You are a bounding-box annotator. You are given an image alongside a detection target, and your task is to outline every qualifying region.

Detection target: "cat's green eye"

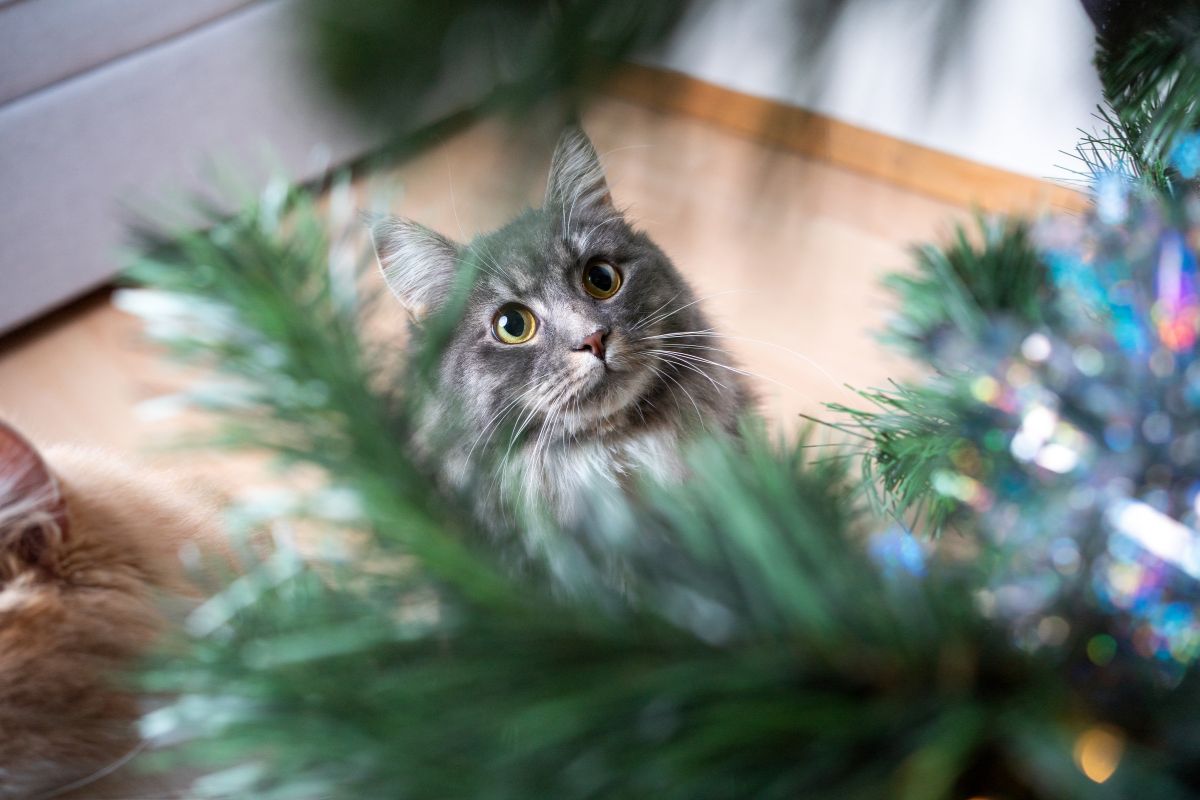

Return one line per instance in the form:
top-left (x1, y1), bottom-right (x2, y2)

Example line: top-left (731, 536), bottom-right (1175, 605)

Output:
top-left (492, 303), bottom-right (537, 344)
top-left (583, 260), bottom-right (622, 299)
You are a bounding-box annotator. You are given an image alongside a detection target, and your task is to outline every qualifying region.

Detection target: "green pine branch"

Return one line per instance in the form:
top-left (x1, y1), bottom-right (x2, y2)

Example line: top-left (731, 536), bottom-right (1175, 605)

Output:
top-left (121, 181), bottom-right (1200, 799)
top-left (1092, 3), bottom-right (1200, 189)
top-left (883, 217), bottom-right (1047, 358)
top-left (117, 5), bottom-right (1200, 791)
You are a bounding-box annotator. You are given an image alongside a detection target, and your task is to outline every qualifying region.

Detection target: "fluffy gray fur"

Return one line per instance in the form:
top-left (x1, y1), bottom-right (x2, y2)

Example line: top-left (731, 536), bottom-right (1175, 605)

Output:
top-left (371, 128), bottom-right (752, 528)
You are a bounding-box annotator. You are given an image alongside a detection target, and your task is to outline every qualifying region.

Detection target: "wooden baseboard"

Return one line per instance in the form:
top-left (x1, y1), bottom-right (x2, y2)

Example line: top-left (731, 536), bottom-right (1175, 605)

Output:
top-left (605, 63), bottom-right (1089, 215)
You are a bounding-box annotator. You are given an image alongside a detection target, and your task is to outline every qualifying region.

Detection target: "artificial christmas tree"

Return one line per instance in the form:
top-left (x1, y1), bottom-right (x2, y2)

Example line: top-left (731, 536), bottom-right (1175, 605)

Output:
top-left (122, 3), bottom-right (1200, 797)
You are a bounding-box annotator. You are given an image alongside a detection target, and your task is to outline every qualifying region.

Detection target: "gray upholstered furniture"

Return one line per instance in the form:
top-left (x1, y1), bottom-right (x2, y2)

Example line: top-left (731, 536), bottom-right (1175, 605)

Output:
top-left (0, 0), bottom-right (381, 334)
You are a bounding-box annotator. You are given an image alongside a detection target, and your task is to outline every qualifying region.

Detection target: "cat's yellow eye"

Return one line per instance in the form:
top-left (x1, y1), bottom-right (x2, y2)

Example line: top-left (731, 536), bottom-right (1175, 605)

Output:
top-left (492, 303), bottom-right (538, 344)
top-left (583, 260), bottom-right (622, 299)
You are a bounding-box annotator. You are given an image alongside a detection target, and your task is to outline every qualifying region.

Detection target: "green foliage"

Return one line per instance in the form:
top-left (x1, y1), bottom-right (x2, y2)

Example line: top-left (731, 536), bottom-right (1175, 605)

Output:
top-left (126, 189), bottom-right (1200, 799)
top-left (142, 429), bottom-right (1007, 800)
top-left (121, 4), bottom-right (1200, 796)
top-left (845, 0), bottom-right (1200, 526)
top-left (825, 379), bottom-right (975, 537)
top-left (1095, 4), bottom-right (1200, 182)
top-left (301, 0), bottom-right (690, 133)
top-left (883, 217), bottom-right (1047, 356)
top-left (831, 217), bottom-right (1047, 535)
top-left (298, 0), bottom-right (998, 151)
top-left (1072, 2), bottom-right (1200, 190)
top-left (125, 188), bottom-right (499, 588)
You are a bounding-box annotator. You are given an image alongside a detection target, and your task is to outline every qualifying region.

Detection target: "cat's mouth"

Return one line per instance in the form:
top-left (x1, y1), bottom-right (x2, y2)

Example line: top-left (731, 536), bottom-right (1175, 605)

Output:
top-left (558, 337), bottom-right (655, 430)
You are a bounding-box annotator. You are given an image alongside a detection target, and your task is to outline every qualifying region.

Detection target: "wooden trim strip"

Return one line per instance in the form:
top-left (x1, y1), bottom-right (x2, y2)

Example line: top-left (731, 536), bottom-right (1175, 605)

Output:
top-left (605, 63), bottom-right (1089, 214)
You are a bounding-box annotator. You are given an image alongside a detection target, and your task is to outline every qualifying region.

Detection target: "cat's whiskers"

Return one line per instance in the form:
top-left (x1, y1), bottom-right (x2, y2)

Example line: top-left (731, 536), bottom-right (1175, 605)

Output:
top-left (549, 373), bottom-right (601, 436)
top-left (502, 378), bottom-right (577, 464)
top-left (484, 375), bottom-right (565, 481)
top-left (569, 394), bottom-right (582, 446)
top-left (559, 395), bottom-right (574, 449)
top-left (646, 349), bottom-right (729, 393)
top-left (502, 377), bottom-right (584, 506)
top-left (637, 386), bottom-right (659, 416)
top-left (495, 403), bottom-right (544, 500)
top-left (533, 390), bottom-right (564, 455)
top-left (467, 398), bottom-right (519, 461)
top-left (651, 342), bottom-right (729, 355)
top-left (473, 399), bottom-right (528, 464)
top-left (634, 354), bottom-right (705, 428)
top-left (635, 328), bottom-right (716, 341)
top-left (540, 400), bottom-right (568, 459)
top-left (373, 129), bottom-right (761, 529)
top-left (655, 361), bottom-right (708, 428)
top-left (632, 396), bottom-right (647, 426)
top-left (639, 330), bottom-right (843, 388)
top-left (636, 289), bottom-right (748, 332)
top-left (503, 398), bottom-right (547, 462)
top-left (654, 347), bottom-right (798, 394)
top-left (630, 291), bottom-right (682, 332)
top-left (465, 373), bottom-right (546, 463)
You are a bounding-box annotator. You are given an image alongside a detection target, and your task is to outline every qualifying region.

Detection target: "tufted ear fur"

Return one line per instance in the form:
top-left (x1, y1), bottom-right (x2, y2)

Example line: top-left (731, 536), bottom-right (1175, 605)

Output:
top-left (0, 421), bottom-right (67, 577)
top-left (368, 215), bottom-right (461, 322)
top-left (545, 127), bottom-right (613, 215)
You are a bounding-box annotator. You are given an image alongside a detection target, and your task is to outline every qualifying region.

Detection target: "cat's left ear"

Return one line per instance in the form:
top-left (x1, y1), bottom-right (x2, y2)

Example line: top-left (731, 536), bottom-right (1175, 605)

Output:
top-left (545, 127), bottom-right (614, 214)
top-left (368, 215), bottom-right (461, 322)
top-left (0, 420), bottom-right (68, 571)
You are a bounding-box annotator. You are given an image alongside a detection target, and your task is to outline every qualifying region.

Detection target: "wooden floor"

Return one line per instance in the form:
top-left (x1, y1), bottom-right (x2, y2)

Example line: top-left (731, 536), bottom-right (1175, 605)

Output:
top-left (0, 95), bottom-right (980, 488)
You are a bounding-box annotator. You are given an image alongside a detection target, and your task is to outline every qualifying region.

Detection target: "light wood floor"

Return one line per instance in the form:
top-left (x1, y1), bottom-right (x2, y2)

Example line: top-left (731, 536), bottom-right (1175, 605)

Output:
top-left (0, 96), bottom-right (981, 489)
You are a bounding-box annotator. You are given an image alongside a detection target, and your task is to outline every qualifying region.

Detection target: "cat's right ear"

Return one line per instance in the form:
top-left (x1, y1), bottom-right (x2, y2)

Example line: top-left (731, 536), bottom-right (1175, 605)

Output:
top-left (545, 127), bottom-right (613, 214)
top-left (0, 421), bottom-right (67, 571)
top-left (367, 214), bottom-right (460, 322)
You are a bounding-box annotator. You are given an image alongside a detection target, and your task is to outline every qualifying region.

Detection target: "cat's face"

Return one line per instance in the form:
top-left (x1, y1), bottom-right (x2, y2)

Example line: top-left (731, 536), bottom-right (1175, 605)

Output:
top-left (373, 129), bottom-right (709, 441)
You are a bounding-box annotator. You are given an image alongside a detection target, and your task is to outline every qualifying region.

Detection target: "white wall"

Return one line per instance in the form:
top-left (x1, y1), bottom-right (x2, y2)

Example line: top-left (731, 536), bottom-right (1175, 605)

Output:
top-left (641, 0), bottom-right (1105, 180)
top-left (0, 0), bottom-right (383, 334)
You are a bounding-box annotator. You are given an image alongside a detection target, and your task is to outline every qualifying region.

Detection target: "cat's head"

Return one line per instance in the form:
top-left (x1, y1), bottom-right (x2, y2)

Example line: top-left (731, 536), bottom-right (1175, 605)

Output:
top-left (0, 421), bottom-right (225, 798)
top-left (0, 421), bottom-right (68, 580)
top-left (371, 128), bottom-right (712, 441)
top-left (0, 421), bottom-right (216, 587)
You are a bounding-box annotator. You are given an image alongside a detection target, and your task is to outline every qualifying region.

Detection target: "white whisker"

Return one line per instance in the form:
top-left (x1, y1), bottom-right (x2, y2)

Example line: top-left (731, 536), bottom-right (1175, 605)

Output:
top-left (652, 342), bottom-right (728, 355)
top-left (465, 374), bottom-right (543, 462)
top-left (630, 291), bottom-right (682, 331)
top-left (653, 348), bottom-right (800, 395)
top-left (446, 158), bottom-right (468, 243)
top-left (636, 289), bottom-right (748, 332)
top-left (641, 331), bottom-right (843, 388)
top-left (599, 143), bottom-right (655, 158)
top-left (647, 350), bottom-right (728, 393)
top-left (658, 363), bottom-right (708, 429)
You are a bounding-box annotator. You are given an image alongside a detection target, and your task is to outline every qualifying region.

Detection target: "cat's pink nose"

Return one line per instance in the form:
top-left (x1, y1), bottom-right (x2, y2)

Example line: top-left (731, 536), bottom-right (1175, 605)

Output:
top-left (577, 328), bottom-right (608, 361)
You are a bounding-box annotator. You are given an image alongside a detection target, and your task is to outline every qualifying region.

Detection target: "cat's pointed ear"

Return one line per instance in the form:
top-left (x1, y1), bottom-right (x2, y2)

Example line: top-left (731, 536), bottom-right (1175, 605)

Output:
top-left (545, 127), bottom-right (614, 214)
top-left (0, 420), bottom-right (68, 571)
top-left (367, 214), bottom-right (461, 322)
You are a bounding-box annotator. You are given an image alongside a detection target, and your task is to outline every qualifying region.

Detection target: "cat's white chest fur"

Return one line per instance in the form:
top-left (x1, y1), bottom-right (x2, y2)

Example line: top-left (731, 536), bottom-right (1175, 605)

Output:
top-left (509, 427), bottom-right (687, 524)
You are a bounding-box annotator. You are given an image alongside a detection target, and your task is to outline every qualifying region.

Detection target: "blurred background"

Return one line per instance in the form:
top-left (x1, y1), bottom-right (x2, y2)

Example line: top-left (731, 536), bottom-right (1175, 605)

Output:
top-left (0, 0), bottom-right (1102, 465)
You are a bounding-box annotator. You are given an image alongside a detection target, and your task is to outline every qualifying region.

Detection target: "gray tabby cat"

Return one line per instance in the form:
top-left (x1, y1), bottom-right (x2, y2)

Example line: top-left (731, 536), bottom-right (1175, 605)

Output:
top-left (371, 128), bottom-right (752, 528)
